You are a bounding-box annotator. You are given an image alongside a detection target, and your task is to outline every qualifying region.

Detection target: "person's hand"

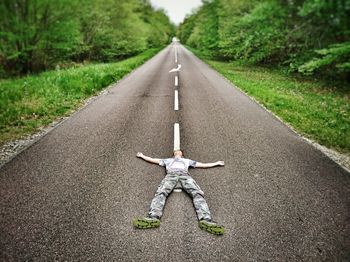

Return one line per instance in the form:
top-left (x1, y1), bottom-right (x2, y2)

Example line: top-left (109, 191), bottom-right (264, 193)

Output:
top-left (217, 161), bottom-right (225, 166)
top-left (137, 152), bottom-right (144, 158)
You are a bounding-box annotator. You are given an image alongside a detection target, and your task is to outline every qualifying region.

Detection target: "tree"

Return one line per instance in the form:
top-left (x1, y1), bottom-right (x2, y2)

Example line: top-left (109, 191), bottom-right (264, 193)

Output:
top-left (0, 0), bottom-right (82, 75)
top-left (0, 0), bottom-right (175, 77)
top-left (177, 0), bottom-right (350, 81)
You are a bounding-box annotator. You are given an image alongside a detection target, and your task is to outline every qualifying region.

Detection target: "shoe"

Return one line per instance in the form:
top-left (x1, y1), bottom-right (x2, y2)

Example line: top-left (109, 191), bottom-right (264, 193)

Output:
top-left (198, 219), bottom-right (225, 235)
top-left (133, 217), bottom-right (160, 229)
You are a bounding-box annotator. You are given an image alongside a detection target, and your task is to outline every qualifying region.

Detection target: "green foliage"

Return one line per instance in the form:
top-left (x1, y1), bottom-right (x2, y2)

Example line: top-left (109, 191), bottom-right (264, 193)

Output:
top-left (0, 0), bottom-right (174, 77)
top-left (0, 0), bottom-right (83, 75)
top-left (177, 15), bottom-right (197, 46)
top-left (186, 0), bottom-right (219, 52)
top-left (139, 4), bottom-right (175, 48)
top-left (299, 42), bottom-right (350, 75)
top-left (80, 0), bottom-right (147, 61)
top-left (178, 0), bottom-right (350, 83)
top-left (220, 1), bottom-right (287, 62)
top-left (0, 48), bottom-right (161, 144)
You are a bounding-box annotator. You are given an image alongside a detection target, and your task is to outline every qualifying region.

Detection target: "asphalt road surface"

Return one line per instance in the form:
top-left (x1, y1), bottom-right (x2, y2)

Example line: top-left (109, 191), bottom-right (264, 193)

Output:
top-left (1, 44), bottom-right (349, 261)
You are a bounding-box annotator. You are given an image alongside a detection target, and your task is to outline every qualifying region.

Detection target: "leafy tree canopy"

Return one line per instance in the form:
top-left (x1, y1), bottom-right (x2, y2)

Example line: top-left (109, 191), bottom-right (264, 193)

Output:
top-left (177, 0), bottom-right (350, 83)
top-left (0, 0), bottom-right (175, 77)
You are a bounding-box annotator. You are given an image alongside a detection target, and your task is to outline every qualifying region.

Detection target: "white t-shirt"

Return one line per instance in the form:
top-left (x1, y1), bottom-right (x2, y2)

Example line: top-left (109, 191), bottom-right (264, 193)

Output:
top-left (159, 157), bottom-right (197, 173)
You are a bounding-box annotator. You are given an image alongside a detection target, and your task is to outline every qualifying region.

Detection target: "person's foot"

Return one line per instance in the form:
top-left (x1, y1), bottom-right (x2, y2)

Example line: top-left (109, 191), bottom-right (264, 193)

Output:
top-left (198, 219), bottom-right (225, 235)
top-left (133, 217), bottom-right (160, 229)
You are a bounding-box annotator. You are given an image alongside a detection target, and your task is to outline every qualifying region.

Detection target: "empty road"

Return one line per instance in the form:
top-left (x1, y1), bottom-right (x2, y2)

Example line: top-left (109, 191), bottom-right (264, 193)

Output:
top-left (1, 43), bottom-right (349, 261)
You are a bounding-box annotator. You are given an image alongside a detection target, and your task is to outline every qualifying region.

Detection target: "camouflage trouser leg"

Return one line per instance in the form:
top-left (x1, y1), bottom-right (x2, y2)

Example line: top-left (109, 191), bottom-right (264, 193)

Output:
top-left (148, 173), bottom-right (178, 219)
top-left (179, 175), bottom-right (212, 221)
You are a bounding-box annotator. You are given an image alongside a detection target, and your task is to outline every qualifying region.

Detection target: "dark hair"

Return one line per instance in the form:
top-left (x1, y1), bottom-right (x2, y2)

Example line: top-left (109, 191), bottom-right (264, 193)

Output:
top-left (173, 150), bottom-right (184, 157)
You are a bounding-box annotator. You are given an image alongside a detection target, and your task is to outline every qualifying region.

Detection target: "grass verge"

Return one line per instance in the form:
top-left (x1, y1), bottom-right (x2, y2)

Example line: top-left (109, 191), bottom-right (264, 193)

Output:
top-left (190, 48), bottom-right (350, 154)
top-left (0, 48), bottom-right (162, 145)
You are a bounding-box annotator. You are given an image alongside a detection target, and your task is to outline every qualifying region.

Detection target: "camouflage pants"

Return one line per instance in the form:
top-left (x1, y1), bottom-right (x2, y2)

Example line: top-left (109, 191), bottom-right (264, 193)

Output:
top-left (148, 171), bottom-right (212, 221)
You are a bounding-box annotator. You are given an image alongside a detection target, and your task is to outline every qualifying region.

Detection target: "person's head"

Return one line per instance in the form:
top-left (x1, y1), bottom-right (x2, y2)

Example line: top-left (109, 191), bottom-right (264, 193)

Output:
top-left (173, 150), bottom-right (183, 158)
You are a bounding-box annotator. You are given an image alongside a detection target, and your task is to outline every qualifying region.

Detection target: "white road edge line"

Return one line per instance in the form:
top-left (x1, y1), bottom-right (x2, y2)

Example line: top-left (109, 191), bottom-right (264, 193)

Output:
top-left (175, 75), bottom-right (178, 87)
top-left (174, 90), bottom-right (179, 111)
top-left (174, 123), bottom-right (180, 151)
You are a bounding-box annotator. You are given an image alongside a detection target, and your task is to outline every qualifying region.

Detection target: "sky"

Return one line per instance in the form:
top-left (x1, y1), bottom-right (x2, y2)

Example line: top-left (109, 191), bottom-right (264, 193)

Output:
top-left (150, 0), bottom-right (203, 25)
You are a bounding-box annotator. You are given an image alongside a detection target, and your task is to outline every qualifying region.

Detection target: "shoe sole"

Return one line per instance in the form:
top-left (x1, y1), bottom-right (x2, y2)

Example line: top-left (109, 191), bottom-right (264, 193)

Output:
top-left (199, 221), bottom-right (225, 235)
top-left (133, 218), bottom-right (160, 229)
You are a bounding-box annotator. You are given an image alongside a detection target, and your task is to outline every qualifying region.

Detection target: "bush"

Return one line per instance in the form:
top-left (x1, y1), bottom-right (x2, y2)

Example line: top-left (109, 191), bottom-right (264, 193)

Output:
top-left (178, 0), bottom-right (350, 84)
top-left (299, 42), bottom-right (350, 79)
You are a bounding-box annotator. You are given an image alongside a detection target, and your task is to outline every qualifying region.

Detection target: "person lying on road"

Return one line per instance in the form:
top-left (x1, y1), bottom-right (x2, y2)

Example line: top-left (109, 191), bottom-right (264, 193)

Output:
top-left (133, 150), bottom-right (225, 235)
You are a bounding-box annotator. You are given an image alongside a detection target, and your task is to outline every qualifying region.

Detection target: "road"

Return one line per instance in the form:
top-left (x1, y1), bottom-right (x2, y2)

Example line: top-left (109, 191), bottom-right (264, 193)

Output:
top-left (1, 43), bottom-right (349, 261)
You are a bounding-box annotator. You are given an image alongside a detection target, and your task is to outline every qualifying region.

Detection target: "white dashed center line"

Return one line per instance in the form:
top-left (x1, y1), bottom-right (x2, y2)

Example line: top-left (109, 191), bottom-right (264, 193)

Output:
top-left (174, 123), bottom-right (180, 151)
top-left (175, 76), bottom-right (178, 87)
top-left (174, 90), bottom-right (179, 111)
top-left (175, 46), bottom-right (178, 63)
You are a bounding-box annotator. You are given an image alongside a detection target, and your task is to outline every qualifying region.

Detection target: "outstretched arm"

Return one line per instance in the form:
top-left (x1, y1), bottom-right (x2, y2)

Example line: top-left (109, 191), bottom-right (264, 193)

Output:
top-left (195, 161), bottom-right (225, 168)
top-left (136, 152), bottom-right (161, 165)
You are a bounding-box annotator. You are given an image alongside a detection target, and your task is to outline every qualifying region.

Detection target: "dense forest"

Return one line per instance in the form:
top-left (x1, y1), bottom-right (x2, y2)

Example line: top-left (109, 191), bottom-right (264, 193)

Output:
top-left (177, 0), bottom-right (350, 83)
top-left (0, 0), bottom-right (175, 77)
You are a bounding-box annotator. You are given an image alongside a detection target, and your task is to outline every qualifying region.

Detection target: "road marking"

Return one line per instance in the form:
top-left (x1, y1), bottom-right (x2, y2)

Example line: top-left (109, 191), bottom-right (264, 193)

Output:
top-left (174, 123), bottom-right (180, 151)
top-left (175, 46), bottom-right (178, 63)
top-left (169, 64), bottom-right (181, 73)
top-left (175, 76), bottom-right (178, 87)
top-left (174, 90), bottom-right (179, 110)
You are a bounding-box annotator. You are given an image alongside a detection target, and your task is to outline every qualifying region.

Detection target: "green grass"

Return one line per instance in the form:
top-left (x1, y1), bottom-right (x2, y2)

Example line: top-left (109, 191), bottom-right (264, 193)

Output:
top-left (190, 48), bottom-right (350, 153)
top-left (0, 48), bottom-right (162, 145)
